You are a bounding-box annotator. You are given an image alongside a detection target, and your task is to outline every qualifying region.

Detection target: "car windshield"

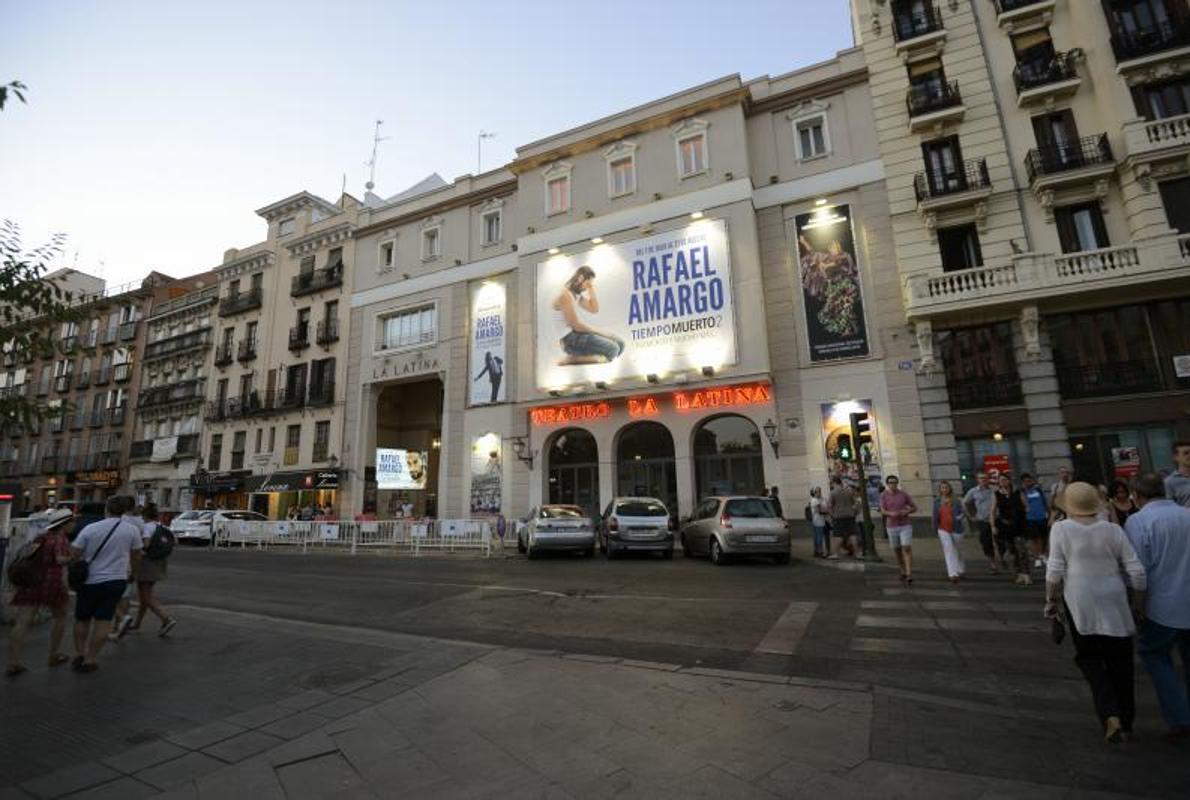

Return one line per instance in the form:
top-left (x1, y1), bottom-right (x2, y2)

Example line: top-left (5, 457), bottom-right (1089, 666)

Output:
top-left (540, 507), bottom-right (584, 518)
top-left (616, 501), bottom-right (667, 517)
top-left (176, 511), bottom-right (205, 521)
top-left (725, 498), bottom-right (776, 518)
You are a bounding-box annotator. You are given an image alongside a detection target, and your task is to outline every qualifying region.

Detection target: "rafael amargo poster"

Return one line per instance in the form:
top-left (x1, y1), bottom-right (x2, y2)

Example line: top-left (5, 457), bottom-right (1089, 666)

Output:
top-left (535, 219), bottom-right (737, 389)
top-left (469, 279), bottom-right (507, 406)
top-left (795, 204), bottom-right (870, 362)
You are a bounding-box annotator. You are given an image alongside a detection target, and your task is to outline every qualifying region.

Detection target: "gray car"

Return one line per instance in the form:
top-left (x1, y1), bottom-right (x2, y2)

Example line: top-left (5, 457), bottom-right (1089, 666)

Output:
top-left (598, 497), bottom-right (674, 559)
top-left (679, 496), bottom-right (790, 565)
top-left (517, 505), bottom-right (596, 558)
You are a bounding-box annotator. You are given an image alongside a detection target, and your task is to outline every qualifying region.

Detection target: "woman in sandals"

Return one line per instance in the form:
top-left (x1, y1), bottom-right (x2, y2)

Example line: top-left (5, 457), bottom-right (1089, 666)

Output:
top-left (6, 509), bottom-right (74, 677)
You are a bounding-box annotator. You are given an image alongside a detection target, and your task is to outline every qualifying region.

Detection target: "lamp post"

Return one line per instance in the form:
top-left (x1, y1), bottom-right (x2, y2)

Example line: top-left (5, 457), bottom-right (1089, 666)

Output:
top-left (763, 418), bottom-right (779, 458)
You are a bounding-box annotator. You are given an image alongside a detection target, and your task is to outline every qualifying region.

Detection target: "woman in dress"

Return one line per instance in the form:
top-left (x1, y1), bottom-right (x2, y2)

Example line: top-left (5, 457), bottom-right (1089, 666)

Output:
top-left (1107, 480), bottom-right (1138, 527)
top-left (6, 510), bottom-right (73, 677)
top-left (552, 266), bottom-right (625, 364)
top-left (1045, 482), bottom-right (1147, 743)
top-left (933, 480), bottom-right (965, 583)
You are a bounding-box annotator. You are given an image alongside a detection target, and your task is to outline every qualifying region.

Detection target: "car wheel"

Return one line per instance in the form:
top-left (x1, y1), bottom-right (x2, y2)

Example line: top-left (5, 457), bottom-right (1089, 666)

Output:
top-left (680, 533), bottom-right (694, 557)
top-left (774, 553), bottom-right (791, 566)
top-left (710, 539), bottom-right (726, 566)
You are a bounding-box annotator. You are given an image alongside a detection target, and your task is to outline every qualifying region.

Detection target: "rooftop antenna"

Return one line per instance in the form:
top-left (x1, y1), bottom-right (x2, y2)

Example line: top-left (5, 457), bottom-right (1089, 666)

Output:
top-left (478, 129), bottom-right (496, 174)
top-left (365, 119), bottom-right (390, 192)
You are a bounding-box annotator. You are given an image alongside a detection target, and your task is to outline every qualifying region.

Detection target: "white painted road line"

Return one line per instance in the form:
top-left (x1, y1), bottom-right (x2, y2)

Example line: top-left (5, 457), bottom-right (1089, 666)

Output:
top-left (754, 601), bottom-right (819, 655)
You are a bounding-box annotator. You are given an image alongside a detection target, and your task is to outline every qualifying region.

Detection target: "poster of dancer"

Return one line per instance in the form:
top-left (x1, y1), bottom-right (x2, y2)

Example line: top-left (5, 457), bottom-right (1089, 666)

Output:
top-left (794, 204), bottom-right (870, 362)
top-left (469, 279), bottom-right (507, 405)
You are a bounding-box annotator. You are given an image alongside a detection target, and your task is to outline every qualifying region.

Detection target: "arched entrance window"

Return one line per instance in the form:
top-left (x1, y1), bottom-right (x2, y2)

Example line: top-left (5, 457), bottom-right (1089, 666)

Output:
top-left (616, 422), bottom-right (677, 515)
top-left (693, 415), bottom-right (764, 500)
top-left (547, 429), bottom-right (599, 520)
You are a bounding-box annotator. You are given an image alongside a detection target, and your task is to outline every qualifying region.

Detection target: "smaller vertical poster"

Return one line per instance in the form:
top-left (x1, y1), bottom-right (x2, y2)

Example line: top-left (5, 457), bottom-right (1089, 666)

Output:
top-left (1111, 446), bottom-right (1140, 478)
top-left (469, 432), bottom-right (502, 515)
top-left (795, 204), bottom-right (870, 362)
top-left (819, 400), bottom-right (881, 487)
top-left (470, 279), bottom-right (507, 405)
top-left (982, 454), bottom-right (1011, 479)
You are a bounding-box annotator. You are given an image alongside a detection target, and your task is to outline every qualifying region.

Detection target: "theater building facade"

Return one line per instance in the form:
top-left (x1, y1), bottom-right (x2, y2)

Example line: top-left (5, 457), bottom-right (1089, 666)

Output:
top-left (344, 48), bottom-right (930, 521)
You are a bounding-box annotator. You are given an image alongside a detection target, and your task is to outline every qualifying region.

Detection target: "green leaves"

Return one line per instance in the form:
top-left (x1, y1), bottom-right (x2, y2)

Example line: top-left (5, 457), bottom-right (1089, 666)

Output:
top-left (0, 80), bottom-right (28, 111)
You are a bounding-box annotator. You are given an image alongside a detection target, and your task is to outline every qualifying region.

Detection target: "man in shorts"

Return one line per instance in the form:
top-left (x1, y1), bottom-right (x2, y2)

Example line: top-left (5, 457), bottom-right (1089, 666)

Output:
top-left (70, 496), bottom-right (143, 673)
top-left (880, 475), bottom-right (918, 584)
top-left (1019, 473), bottom-right (1050, 569)
top-left (827, 477), bottom-right (859, 559)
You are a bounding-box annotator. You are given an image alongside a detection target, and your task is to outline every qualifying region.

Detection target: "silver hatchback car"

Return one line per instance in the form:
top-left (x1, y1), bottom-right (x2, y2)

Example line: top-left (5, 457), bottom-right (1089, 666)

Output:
top-left (598, 497), bottom-right (674, 559)
top-left (679, 496), bottom-right (790, 565)
top-left (518, 505), bottom-right (596, 558)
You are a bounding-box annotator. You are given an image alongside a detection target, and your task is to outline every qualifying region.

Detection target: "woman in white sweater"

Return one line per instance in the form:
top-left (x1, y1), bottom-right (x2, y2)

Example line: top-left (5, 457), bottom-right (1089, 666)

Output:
top-left (1045, 482), bottom-right (1147, 743)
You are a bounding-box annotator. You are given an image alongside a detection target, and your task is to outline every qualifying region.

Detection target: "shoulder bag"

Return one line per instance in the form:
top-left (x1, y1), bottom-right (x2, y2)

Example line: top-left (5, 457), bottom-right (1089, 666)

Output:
top-left (67, 520), bottom-right (121, 591)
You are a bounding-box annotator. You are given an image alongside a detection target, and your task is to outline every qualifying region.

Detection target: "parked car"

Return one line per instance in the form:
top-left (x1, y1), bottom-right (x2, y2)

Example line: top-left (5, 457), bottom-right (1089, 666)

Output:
top-left (517, 505), bottom-right (596, 558)
top-left (172, 510), bottom-right (215, 544)
top-left (679, 496), bottom-right (790, 565)
top-left (598, 497), bottom-right (674, 559)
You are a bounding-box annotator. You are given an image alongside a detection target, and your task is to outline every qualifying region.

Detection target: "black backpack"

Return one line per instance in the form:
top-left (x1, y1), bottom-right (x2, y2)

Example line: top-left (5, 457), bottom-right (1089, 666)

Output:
top-left (6, 535), bottom-right (46, 588)
top-left (144, 525), bottom-right (176, 560)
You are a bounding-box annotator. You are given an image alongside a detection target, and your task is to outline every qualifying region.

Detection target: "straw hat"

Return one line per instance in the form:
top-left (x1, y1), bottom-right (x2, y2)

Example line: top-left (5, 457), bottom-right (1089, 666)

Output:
top-left (1062, 481), bottom-right (1103, 517)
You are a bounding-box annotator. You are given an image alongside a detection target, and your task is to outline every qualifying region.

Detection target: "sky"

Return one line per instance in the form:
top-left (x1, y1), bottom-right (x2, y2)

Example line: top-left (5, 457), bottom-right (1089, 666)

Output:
top-left (0, 1), bottom-right (854, 286)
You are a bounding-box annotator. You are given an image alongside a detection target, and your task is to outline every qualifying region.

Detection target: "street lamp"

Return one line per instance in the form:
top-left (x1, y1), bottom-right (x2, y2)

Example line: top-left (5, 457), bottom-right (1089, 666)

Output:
top-left (763, 418), bottom-right (779, 457)
top-left (508, 436), bottom-right (535, 470)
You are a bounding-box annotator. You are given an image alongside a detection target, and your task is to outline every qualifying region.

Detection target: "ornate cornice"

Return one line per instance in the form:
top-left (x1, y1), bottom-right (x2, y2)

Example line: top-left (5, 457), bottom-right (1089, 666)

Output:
top-left (255, 191), bottom-right (341, 222)
top-left (285, 222), bottom-right (354, 256)
top-left (215, 251), bottom-right (274, 280)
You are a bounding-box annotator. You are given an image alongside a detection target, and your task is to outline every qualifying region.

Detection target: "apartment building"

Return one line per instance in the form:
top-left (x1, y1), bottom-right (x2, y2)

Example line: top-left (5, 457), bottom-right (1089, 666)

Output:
top-left (343, 49), bottom-right (929, 522)
top-left (0, 270), bottom-right (199, 512)
top-left (850, 0), bottom-right (1190, 488)
top-left (197, 192), bottom-right (355, 517)
top-left (127, 278), bottom-right (218, 512)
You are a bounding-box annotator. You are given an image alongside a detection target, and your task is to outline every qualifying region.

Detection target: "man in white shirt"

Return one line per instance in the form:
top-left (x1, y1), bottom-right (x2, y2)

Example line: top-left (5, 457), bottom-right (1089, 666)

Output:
top-left (70, 496), bottom-right (143, 672)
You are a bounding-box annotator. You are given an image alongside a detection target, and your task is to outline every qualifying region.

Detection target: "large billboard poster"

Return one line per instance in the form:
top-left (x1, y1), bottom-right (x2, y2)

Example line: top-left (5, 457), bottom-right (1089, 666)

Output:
top-left (819, 400), bottom-right (881, 487)
top-left (469, 279), bottom-right (506, 406)
top-left (469, 433), bottom-right (502, 515)
top-left (535, 219), bottom-right (736, 389)
top-left (794, 204), bottom-right (870, 362)
top-left (376, 448), bottom-right (428, 490)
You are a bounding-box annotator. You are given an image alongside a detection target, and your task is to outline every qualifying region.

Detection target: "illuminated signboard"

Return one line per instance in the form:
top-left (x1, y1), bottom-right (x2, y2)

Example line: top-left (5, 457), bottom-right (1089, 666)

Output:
top-left (531, 382), bottom-right (771, 426)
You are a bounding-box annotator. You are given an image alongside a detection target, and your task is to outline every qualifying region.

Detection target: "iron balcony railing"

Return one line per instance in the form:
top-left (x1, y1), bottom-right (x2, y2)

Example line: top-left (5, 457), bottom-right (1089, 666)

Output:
top-left (289, 324), bottom-right (310, 351)
top-left (93, 368), bottom-right (111, 387)
top-left (1110, 17), bottom-right (1190, 62)
top-left (89, 410), bottom-right (105, 427)
top-left (139, 378), bottom-right (205, 408)
top-left (906, 79), bottom-right (962, 117)
top-left (279, 383), bottom-right (307, 410)
top-left (218, 287), bottom-right (263, 316)
top-left (316, 318), bottom-right (339, 346)
top-left (113, 363), bottom-right (132, 383)
top-left (1056, 359), bottom-right (1165, 399)
top-left (132, 433), bottom-right (201, 462)
top-left (994, 0), bottom-right (1049, 13)
top-left (214, 342), bottom-right (235, 367)
top-left (1013, 51), bottom-right (1079, 94)
top-left (81, 330), bottom-right (98, 349)
top-left (892, 2), bottom-right (943, 42)
top-left (118, 321), bottom-right (139, 341)
top-left (74, 370), bottom-right (90, 389)
top-left (144, 328), bottom-right (211, 360)
top-left (237, 339), bottom-right (257, 363)
top-left (308, 379), bottom-right (335, 407)
top-left (129, 440), bottom-right (153, 460)
top-left (107, 406), bottom-right (126, 426)
top-left (312, 441), bottom-right (331, 462)
top-left (915, 158), bottom-right (991, 201)
top-left (54, 374), bottom-right (72, 393)
top-left (59, 336), bottom-right (77, 354)
top-left (291, 264), bottom-right (344, 297)
top-left (945, 374), bottom-right (1024, 411)
top-left (1024, 134), bottom-right (1113, 182)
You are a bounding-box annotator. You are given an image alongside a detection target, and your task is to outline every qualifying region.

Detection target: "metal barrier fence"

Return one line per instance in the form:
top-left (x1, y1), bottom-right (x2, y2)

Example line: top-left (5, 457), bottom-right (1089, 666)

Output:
top-left (211, 518), bottom-right (496, 557)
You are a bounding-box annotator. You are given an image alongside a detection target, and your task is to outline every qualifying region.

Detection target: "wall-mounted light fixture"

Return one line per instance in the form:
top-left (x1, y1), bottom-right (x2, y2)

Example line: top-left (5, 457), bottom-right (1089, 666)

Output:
top-left (548, 247), bottom-right (560, 255)
top-left (992, 432), bottom-right (1004, 442)
top-left (646, 374), bottom-right (659, 384)
top-left (590, 237), bottom-right (603, 244)
top-left (431, 436), bottom-right (442, 450)
top-left (509, 436), bottom-right (536, 470)
top-left (763, 418), bottom-right (780, 457)
top-left (690, 211), bottom-right (704, 220)
top-left (548, 389), bottom-right (562, 398)
top-left (595, 381), bottom-right (608, 390)
top-left (701, 365), bottom-right (715, 377)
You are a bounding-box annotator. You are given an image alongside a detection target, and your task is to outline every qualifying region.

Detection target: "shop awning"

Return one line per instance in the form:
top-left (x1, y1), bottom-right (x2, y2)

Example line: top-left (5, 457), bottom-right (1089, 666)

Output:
top-left (247, 469), bottom-right (340, 493)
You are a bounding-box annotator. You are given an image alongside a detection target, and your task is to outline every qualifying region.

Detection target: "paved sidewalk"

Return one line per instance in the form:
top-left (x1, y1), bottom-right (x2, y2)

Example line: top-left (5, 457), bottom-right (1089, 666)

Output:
top-left (3, 603), bottom-right (1186, 799)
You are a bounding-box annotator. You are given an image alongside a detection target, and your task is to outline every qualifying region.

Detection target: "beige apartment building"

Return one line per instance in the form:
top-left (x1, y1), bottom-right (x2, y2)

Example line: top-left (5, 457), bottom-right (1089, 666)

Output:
top-left (851, 0), bottom-right (1190, 489)
top-left (197, 192), bottom-right (355, 517)
top-left (343, 48), bottom-right (930, 523)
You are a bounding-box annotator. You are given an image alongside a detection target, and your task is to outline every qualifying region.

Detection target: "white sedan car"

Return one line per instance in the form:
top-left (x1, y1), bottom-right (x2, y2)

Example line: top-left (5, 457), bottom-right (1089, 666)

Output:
top-left (171, 510), bottom-right (216, 544)
top-left (517, 505), bottom-right (596, 559)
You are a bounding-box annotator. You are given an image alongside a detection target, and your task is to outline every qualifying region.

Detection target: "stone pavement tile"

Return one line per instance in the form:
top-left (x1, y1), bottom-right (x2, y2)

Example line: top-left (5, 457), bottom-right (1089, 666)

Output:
top-left (59, 777), bottom-right (158, 800)
top-left (222, 702), bottom-right (294, 729)
top-left (133, 753), bottom-right (225, 791)
top-left (264, 731), bottom-right (338, 768)
top-left (753, 759), bottom-right (825, 799)
top-left (0, 788), bottom-right (33, 800)
top-left (596, 727), bottom-right (704, 780)
top-left (193, 756), bottom-right (285, 800)
top-left (327, 678), bottom-right (376, 696)
top-left (349, 678), bottom-right (414, 703)
top-left (163, 720), bottom-right (246, 751)
top-left (675, 733), bottom-right (793, 784)
top-left (149, 785), bottom-right (197, 800)
top-left (566, 769), bottom-right (682, 800)
top-left (200, 730), bottom-right (285, 764)
top-left (276, 752), bottom-right (377, 800)
top-left (274, 689), bottom-right (335, 711)
top-left (332, 721), bottom-right (414, 766)
top-left (258, 711), bottom-right (331, 741)
top-left (661, 764), bottom-right (779, 799)
top-left (762, 707), bottom-right (869, 772)
top-left (681, 667), bottom-right (790, 685)
top-left (100, 740), bottom-right (188, 775)
top-left (350, 747), bottom-right (452, 796)
top-left (473, 649), bottom-right (534, 669)
top-left (563, 653), bottom-right (621, 664)
top-left (20, 762), bottom-right (121, 799)
top-left (847, 760), bottom-right (1068, 800)
top-left (308, 695), bottom-right (373, 720)
top-left (619, 659), bottom-right (681, 672)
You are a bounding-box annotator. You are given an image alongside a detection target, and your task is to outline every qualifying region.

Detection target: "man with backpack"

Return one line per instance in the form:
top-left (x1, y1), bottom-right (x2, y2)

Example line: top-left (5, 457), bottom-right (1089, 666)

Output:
top-left (69, 496), bottom-right (143, 673)
top-left (131, 502), bottom-right (177, 636)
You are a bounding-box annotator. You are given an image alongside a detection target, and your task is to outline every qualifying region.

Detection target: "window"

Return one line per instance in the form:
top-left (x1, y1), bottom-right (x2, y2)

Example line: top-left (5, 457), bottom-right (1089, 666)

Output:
top-left (216, 378), bottom-right (228, 404)
top-left (481, 210), bottom-right (502, 245)
top-left (228, 278), bottom-right (240, 298)
top-left (937, 224), bottom-right (984, 272)
top-left (238, 373), bottom-right (253, 399)
top-left (284, 424), bottom-right (301, 466)
top-left (604, 141), bottom-right (638, 197)
top-left (299, 255), bottom-right (315, 275)
top-left (326, 246), bottom-right (343, 270)
top-left (546, 176), bottom-right (570, 215)
top-left (1159, 177), bottom-right (1190, 233)
top-left (251, 272), bottom-right (263, 293)
top-left (231, 431), bottom-right (247, 470)
top-left (378, 304), bottom-right (437, 351)
top-left (1133, 77), bottom-right (1190, 120)
top-left (379, 239), bottom-right (395, 271)
top-left (285, 364), bottom-right (308, 404)
top-left (1049, 304), bottom-right (1165, 397)
top-left (246, 321), bottom-right (258, 346)
top-left (314, 420), bottom-right (330, 461)
top-left (421, 226), bottom-right (441, 261)
top-left (268, 426), bottom-right (276, 452)
top-left (938, 323), bottom-right (1023, 410)
top-left (1031, 109), bottom-right (1081, 165)
top-left (221, 327), bottom-right (234, 348)
top-left (795, 118), bottom-right (828, 159)
top-left (208, 434), bottom-right (222, 471)
top-left (922, 135), bottom-right (963, 193)
top-left (1011, 27), bottom-right (1057, 72)
top-left (677, 133), bottom-right (707, 177)
top-left (278, 217), bottom-right (295, 237)
top-left (255, 428), bottom-right (263, 454)
top-left (1054, 202), bottom-right (1109, 253)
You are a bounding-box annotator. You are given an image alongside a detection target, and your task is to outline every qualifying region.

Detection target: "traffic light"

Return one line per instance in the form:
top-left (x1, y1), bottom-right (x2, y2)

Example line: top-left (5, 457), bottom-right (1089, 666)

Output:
top-left (850, 412), bottom-right (872, 450)
top-left (836, 433), bottom-right (853, 462)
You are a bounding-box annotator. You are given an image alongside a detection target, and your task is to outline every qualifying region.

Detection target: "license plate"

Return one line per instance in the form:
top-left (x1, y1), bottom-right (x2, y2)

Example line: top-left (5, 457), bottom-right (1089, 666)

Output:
top-left (748, 535), bottom-right (777, 543)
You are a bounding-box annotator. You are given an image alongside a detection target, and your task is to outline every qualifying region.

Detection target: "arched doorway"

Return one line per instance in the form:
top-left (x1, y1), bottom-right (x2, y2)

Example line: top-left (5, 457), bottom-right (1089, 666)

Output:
top-left (373, 378), bottom-right (443, 520)
top-left (693, 414), bottom-right (764, 500)
top-left (616, 422), bottom-right (677, 515)
top-left (547, 429), bottom-right (599, 520)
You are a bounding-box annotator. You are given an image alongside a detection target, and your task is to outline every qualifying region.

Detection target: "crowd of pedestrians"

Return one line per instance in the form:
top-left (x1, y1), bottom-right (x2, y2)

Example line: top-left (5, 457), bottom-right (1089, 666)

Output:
top-left (5, 495), bottom-right (176, 677)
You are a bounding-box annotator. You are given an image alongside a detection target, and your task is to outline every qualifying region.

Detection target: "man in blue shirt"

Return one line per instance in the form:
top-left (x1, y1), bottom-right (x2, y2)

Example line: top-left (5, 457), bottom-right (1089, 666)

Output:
top-left (1125, 473), bottom-right (1190, 739)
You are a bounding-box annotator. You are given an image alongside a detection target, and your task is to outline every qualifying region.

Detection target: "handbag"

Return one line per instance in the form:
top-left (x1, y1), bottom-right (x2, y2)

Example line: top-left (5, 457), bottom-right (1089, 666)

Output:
top-left (67, 520), bottom-right (121, 591)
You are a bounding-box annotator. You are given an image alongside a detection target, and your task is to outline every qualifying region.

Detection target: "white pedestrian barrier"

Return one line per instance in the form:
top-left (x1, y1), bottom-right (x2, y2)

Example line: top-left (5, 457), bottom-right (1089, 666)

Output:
top-left (209, 518), bottom-right (494, 557)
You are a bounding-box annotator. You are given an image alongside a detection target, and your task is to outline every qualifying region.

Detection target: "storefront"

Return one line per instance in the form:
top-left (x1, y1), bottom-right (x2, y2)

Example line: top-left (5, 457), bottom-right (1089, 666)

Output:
top-left (190, 469), bottom-right (251, 510)
top-left (247, 469), bottom-right (340, 519)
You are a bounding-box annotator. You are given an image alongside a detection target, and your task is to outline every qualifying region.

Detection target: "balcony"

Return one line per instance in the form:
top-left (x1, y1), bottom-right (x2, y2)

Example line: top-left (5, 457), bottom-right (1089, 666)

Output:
top-left (89, 411), bottom-right (105, 428)
top-left (237, 339), bottom-right (257, 363)
top-left (290, 265), bottom-right (343, 297)
top-left (308, 379), bottom-right (335, 407)
top-left (946, 374), bottom-right (1024, 411)
top-left (144, 328), bottom-right (211, 360)
top-left (214, 342), bottom-right (235, 367)
top-left (131, 436), bottom-right (202, 464)
top-left (892, 3), bottom-right (945, 54)
top-left (1024, 134), bottom-right (1115, 193)
top-left (81, 330), bottom-right (98, 350)
top-left (904, 233), bottom-right (1190, 318)
top-left (316, 318), bottom-right (339, 346)
top-left (1123, 112), bottom-right (1190, 168)
top-left (100, 327), bottom-right (118, 346)
top-left (906, 80), bottom-right (964, 130)
top-left (1057, 359), bottom-right (1165, 399)
top-left (118, 321), bottom-right (139, 342)
top-left (69, 411), bottom-right (85, 431)
top-left (93, 368), bottom-right (111, 387)
top-left (218, 287), bottom-right (263, 316)
top-left (138, 378), bottom-right (204, 408)
top-left (129, 440), bottom-right (153, 461)
top-left (288, 325), bottom-right (310, 352)
top-left (205, 399), bottom-right (229, 422)
top-left (59, 336), bottom-right (77, 354)
top-left (113, 363), bottom-right (132, 383)
top-left (914, 158), bottom-right (992, 211)
top-left (1111, 18), bottom-right (1190, 70)
top-left (1013, 52), bottom-right (1081, 106)
top-left (994, 0), bottom-right (1055, 29)
top-left (230, 450), bottom-right (246, 470)
top-left (48, 416), bottom-right (65, 433)
top-left (74, 370), bottom-right (90, 389)
top-left (279, 383), bottom-right (307, 410)
top-left (107, 406), bottom-right (126, 426)
top-left (54, 374), bottom-right (72, 393)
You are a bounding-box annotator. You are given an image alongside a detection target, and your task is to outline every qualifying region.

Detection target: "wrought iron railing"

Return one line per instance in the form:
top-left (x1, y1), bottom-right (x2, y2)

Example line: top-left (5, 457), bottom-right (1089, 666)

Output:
top-left (893, 2), bottom-right (943, 42)
top-left (1013, 51), bottom-right (1079, 93)
top-left (1024, 134), bottom-right (1113, 182)
top-left (218, 287), bottom-right (263, 316)
top-left (1056, 359), bottom-right (1164, 399)
top-left (906, 79), bottom-right (962, 117)
top-left (1110, 17), bottom-right (1190, 62)
top-left (914, 158), bottom-right (990, 201)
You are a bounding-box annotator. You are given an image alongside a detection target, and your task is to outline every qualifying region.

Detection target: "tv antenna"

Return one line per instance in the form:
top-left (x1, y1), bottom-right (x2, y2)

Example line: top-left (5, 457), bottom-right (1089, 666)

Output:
top-left (365, 119), bottom-right (390, 192)
top-left (477, 130), bottom-right (496, 174)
